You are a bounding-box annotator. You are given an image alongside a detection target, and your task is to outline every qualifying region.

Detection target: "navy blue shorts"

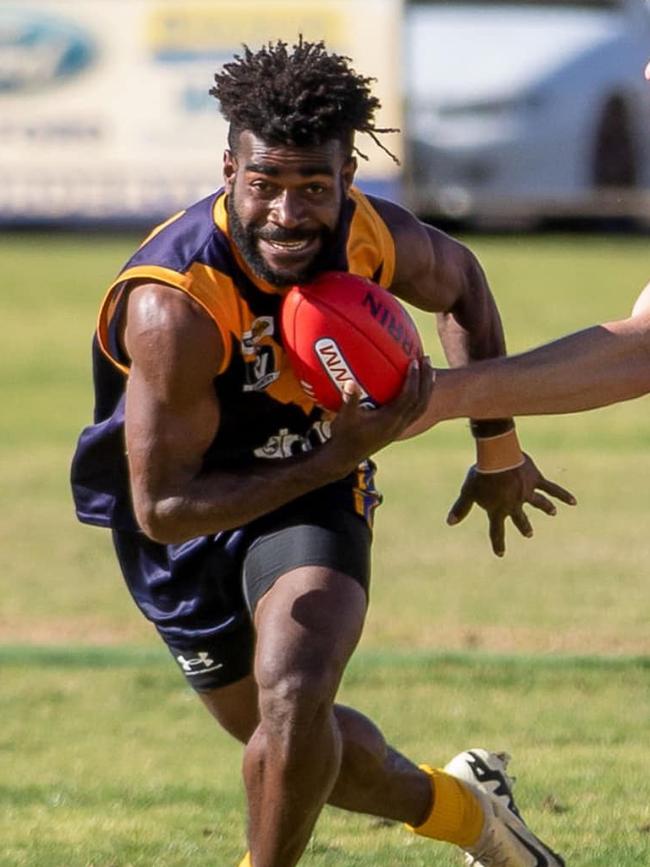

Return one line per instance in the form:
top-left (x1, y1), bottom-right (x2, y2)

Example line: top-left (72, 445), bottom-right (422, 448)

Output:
top-left (111, 478), bottom-right (377, 691)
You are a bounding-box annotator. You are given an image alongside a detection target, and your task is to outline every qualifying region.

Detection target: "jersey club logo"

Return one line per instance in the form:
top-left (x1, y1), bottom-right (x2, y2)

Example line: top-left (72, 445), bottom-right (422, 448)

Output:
top-left (241, 316), bottom-right (280, 392)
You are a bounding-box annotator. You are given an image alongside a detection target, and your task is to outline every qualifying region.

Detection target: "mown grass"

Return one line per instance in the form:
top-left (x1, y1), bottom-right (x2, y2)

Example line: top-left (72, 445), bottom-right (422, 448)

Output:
top-left (1, 230), bottom-right (650, 864)
top-left (1, 648), bottom-right (649, 866)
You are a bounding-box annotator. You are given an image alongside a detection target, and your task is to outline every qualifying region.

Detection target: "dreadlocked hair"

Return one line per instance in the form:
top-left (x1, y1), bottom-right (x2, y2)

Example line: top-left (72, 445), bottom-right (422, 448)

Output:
top-left (210, 37), bottom-right (399, 163)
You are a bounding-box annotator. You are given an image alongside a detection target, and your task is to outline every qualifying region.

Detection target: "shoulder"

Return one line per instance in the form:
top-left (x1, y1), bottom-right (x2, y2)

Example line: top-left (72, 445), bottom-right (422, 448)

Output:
top-left (124, 282), bottom-right (223, 379)
top-left (127, 281), bottom-right (212, 328)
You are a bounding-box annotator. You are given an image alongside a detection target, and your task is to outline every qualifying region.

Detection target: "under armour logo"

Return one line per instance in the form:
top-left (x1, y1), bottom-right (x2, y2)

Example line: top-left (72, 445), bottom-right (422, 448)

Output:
top-left (175, 652), bottom-right (223, 676)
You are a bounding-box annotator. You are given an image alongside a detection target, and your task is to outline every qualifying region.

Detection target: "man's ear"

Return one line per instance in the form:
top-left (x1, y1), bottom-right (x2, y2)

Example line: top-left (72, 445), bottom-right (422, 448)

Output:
top-left (223, 149), bottom-right (237, 192)
top-left (341, 156), bottom-right (357, 195)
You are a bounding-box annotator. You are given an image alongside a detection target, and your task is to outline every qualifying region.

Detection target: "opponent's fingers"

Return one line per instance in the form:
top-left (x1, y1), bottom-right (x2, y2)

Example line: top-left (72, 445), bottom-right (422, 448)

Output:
top-left (489, 514), bottom-right (506, 558)
top-left (386, 359), bottom-right (419, 415)
top-left (537, 477), bottom-right (577, 506)
top-left (527, 491), bottom-right (557, 516)
top-left (510, 508), bottom-right (533, 538)
top-left (342, 378), bottom-right (360, 400)
top-left (337, 379), bottom-right (361, 416)
top-left (419, 355), bottom-right (435, 394)
top-left (412, 356), bottom-right (435, 419)
top-left (447, 492), bottom-right (474, 526)
top-left (386, 359), bottom-right (432, 430)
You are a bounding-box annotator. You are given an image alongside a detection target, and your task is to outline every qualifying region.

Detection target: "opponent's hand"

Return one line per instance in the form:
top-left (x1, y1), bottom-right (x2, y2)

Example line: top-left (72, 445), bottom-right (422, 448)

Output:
top-left (327, 357), bottom-right (434, 475)
top-left (446, 453), bottom-right (576, 557)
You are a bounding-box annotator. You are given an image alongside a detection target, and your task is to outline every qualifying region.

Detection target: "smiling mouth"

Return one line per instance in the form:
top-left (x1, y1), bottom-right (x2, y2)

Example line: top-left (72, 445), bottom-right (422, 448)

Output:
top-left (260, 237), bottom-right (318, 256)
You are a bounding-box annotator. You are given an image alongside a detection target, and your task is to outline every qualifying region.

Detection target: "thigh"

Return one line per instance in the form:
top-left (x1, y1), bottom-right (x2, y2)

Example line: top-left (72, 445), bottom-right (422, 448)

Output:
top-left (254, 564), bottom-right (368, 690)
top-left (243, 504), bottom-right (372, 690)
top-left (242, 508), bottom-right (372, 615)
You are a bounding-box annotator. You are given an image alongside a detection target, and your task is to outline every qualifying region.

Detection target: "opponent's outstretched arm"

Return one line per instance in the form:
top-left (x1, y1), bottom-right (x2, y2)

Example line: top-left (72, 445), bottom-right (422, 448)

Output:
top-left (405, 283), bottom-right (650, 435)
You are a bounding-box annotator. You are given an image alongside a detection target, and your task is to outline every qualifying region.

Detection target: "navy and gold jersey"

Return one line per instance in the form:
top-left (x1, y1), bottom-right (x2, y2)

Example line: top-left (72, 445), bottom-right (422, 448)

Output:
top-left (71, 186), bottom-right (394, 532)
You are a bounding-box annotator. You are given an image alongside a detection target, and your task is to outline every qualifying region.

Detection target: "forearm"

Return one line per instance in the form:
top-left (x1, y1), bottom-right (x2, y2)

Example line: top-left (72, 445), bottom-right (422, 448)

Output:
top-left (435, 252), bottom-right (515, 441)
top-left (422, 317), bottom-right (650, 429)
top-left (134, 442), bottom-right (351, 544)
top-left (435, 263), bottom-right (507, 368)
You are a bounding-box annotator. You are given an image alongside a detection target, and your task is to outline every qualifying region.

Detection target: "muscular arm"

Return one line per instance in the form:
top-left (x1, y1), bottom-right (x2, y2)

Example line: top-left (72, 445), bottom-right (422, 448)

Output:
top-left (375, 198), bottom-right (511, 439)
top-left (124, 283), bottom-right (430, 544)
top-left (405, 285), bottom-right (650, 433)
top-left (372, 198), bottom-right (577, 556)
top-left (434, 314), bottom-right (650, 421)
top-left (375, 198), bottom-right (508, 366)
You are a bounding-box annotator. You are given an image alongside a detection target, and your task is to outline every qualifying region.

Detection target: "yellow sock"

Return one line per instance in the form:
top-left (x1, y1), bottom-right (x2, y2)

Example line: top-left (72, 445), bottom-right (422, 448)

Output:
top-left (405, 765), bottom-right (484, 847)
top-left (238, 853), bottom-right (252, 867)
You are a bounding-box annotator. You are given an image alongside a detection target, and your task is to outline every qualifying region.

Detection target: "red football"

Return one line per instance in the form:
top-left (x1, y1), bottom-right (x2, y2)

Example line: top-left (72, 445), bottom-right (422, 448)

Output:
top-left (280, 271), bottom-right (423, 411)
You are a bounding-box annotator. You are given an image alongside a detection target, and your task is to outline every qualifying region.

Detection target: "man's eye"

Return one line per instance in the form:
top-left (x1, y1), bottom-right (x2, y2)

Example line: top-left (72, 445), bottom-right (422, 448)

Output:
top-left (306, 184), bottom-right (326, 195)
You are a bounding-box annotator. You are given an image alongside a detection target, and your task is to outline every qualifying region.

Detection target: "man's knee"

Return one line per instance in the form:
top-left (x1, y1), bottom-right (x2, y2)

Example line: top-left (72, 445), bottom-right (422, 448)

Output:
top-left (251, 566), bottom-right (367, 743)
top-left (256, 659), bottom-right (340, 745)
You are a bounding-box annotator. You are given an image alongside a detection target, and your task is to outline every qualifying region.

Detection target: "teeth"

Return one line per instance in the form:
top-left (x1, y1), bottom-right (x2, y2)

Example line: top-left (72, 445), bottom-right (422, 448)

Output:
top-left (268, 239), bottom-right (310, 250)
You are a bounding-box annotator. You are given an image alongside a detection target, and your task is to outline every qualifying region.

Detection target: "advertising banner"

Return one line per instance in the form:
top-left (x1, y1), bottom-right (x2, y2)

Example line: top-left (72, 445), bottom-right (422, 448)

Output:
top-left (0, 0), bottom-right (404, 223)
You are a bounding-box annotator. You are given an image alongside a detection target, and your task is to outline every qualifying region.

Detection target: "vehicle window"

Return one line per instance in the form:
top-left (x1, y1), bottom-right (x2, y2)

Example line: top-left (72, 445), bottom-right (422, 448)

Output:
top-left (408, 0), bottom-right (621, 8)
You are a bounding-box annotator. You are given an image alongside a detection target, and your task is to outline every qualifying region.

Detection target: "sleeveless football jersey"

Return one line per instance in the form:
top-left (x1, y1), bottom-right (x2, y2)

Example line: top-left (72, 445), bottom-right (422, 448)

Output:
top-left (71, 186), bottom-right (395, 532)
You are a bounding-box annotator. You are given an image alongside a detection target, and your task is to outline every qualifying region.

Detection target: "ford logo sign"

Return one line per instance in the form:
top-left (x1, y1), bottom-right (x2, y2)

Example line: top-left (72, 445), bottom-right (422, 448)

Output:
top-left (0, 8), bottom-right (96, 93)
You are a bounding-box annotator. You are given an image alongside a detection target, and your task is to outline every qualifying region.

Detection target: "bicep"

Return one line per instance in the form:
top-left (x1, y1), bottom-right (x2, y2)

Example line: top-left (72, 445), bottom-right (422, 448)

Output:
top-left (376, 198), bottom-right (482, 313)
top-left (125, 363), bottom-right (220, 491)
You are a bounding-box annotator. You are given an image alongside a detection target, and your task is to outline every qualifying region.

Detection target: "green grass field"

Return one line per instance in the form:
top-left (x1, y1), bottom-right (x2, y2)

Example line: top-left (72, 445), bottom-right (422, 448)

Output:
top-left (2, 231), bottom-right (650, 865)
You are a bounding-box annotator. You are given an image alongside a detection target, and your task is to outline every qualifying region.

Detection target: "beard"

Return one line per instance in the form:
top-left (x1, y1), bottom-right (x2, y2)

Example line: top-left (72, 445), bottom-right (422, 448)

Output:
top-left (226, 195), bottom-right (339, 288)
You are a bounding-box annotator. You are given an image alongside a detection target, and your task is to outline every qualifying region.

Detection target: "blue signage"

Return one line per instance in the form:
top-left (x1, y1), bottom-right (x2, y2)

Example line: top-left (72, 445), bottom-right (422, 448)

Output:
top-left (0, 8), bottom-right (96, 93)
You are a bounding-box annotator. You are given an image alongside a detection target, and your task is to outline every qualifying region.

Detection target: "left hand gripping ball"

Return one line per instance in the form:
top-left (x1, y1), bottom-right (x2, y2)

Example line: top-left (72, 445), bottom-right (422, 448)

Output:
top-left (280, 271), bottom-right (423, 411)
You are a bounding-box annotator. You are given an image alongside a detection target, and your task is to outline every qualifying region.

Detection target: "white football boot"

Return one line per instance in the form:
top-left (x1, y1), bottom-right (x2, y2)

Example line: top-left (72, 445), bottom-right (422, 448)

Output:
top-left (444, 749), bottom-right (566, 867)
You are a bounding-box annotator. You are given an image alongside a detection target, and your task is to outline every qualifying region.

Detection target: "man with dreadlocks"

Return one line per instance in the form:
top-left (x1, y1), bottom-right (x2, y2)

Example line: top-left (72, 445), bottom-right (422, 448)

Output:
top-left (71, 39), bottom-right (570, 867)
